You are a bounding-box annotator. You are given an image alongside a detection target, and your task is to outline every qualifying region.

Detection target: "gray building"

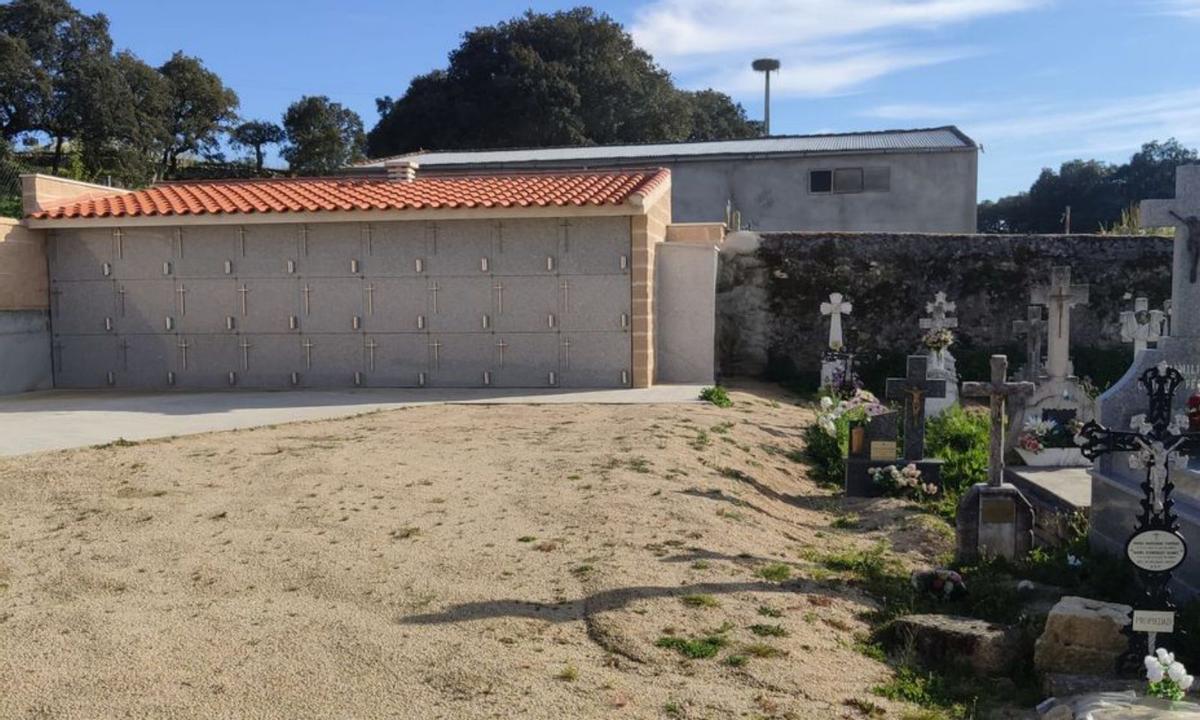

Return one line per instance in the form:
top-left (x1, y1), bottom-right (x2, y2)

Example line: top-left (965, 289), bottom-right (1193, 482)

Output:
top-left (351, 127), bottom-right (979, 233)
top-left (21, 169), bottom-right (709, 392)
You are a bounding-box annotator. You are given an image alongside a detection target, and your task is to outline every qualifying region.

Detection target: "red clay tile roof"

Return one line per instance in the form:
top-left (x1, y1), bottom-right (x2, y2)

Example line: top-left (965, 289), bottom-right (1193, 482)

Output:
top-left (30, 169), bottom-right (670, 220)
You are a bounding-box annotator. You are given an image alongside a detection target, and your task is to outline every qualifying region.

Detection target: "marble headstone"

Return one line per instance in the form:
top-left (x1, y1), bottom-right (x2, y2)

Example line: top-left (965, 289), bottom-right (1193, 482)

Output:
top-left (1090, 165), bottom-right (1200, 599)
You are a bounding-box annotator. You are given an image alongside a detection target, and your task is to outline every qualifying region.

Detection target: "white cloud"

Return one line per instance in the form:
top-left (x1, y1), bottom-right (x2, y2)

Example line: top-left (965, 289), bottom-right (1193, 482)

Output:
top-left (1156, 0), bottom-right (1200, 18)
top-left (862, 101), bottom-right (988, 120)
top-left (630, 0), bottom-right (1046, 96)
top-left (966, 88), bottom-right (1200, 148)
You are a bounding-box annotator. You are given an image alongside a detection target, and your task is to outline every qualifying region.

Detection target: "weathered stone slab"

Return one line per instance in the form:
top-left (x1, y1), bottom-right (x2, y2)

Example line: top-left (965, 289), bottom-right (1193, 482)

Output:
top-left (886, 613), bottom-right (1018, 675)
top-left (1034, 596), bottom-right (1132, 677)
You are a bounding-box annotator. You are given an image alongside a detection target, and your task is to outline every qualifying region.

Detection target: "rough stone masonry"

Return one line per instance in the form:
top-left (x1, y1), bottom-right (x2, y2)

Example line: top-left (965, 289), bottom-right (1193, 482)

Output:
top-left (717, 231), bottom-right (1173, 379)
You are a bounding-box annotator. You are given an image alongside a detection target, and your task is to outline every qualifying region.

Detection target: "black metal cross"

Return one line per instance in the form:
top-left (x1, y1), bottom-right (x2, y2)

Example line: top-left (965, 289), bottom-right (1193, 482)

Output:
top-left (885, 355), bottom-right (946, 462)
top-left (1076, 362), bottom-right (1200, 658)
top-left (962, 355), bottom-right (1034, 487)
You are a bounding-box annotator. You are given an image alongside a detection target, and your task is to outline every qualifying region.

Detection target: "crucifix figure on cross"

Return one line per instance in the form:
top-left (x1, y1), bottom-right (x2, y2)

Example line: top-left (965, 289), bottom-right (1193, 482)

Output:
top-left (1141, 166), bottom-right (1200, 337)
top-left (962, 355), bottom-right (1035, 487)
top-left (819, 292), bottom-right (852, 351)
top-left (1076, 362), bottom-right (1200, 660)
top-left (885, 355), bottom-right (947, 462)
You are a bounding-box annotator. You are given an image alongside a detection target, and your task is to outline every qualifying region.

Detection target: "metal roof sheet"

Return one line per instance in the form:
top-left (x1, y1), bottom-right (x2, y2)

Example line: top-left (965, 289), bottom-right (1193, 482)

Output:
top-left (358, 126), bottom-right (974, 169)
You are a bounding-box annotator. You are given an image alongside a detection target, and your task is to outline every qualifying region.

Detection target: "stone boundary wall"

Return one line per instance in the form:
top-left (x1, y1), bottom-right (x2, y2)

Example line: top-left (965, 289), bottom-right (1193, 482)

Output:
top-left (0, 218), bottom-right (51, 393)
top-left (717, 231), bottom-right (1173, 384)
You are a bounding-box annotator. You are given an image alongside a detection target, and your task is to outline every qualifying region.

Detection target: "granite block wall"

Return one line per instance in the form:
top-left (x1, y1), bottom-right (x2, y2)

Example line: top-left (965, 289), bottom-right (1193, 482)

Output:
top-left (718, 231), bottom-right (1173, 385)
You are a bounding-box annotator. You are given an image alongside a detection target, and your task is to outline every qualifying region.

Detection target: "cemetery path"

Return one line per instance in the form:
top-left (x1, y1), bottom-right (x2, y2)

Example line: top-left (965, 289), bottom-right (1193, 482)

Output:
top-left (0, 383), bottom-right (953, 719)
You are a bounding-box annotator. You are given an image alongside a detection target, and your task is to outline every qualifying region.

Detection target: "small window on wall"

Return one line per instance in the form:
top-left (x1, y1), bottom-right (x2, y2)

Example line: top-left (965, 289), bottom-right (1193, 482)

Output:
top-left (809, 170), bottom-right (833, 193)
top-left (865, 166), bottom-right (891, 192)
top-left (833, 168), bottom-right (864, 194)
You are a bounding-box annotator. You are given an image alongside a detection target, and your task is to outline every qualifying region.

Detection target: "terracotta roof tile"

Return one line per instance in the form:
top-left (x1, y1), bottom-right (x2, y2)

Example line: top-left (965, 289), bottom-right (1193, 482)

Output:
top-left (30, 169), bottom-right (670, 221)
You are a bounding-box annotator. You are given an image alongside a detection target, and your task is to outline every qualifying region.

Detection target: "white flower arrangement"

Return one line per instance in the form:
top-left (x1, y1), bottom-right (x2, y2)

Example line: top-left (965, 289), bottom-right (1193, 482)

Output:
top-left (815, 389), bottom-right (890, 439)
top-left (869, 463), bottom-right (939, 499)
top-left (1146, 648), bottom-right (1194, 701)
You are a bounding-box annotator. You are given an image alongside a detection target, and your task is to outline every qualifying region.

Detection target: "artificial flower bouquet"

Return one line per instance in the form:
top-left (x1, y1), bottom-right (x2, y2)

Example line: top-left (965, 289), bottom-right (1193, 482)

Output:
top-left (869, 463), bottom-right (939, 500)
top-left (1146, 648), bottom-right (1194, 701)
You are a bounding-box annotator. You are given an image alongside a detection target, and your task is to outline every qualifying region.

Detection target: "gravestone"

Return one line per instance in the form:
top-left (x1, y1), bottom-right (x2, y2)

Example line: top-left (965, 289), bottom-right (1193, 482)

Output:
top-left (1120, 296), bottom-right (1166, 357)
top-left (1090, 164), bottom-right (1200, 602)
top-left (844, 411), bottom-right (902, 497)
top-left (1078, 363), bottom-right (1200, 663)
top-left (956, 355), bottom-right (1038, 562)
top-left (1012, 305), bottom-right (1046, 382)
top-left (882, 355), bottom-right (945, 490)
top-left (1019, 266), bottom-right (1097, 464)
top-left (819, 292), bottom-right (853, 389)
top-left (920, 291), bottom-right (960, 418)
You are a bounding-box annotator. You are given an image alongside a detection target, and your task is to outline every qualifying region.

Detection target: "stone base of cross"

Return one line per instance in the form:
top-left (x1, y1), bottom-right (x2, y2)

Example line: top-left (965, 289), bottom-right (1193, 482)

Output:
top-left (956, 355), bottom-right (1038, 562)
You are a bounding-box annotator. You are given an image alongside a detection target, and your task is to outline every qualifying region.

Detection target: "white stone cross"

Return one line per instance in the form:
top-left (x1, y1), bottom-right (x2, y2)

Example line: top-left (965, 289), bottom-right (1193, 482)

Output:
top-left (920, 291), bottom-right (958, 332)
top-left (819, 292), bottom-right (852, 351)
top-left (1031, 266), bottom-right (1088, 381)
top-left (1141, 165), bottom-right (1200, 338)
top-left (1120, 297), bottom-right (1166, 355)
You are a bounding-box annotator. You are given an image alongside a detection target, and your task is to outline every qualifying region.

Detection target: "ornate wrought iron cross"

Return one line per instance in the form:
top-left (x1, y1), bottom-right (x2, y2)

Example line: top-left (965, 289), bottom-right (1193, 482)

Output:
top-left (1076, 363), bottom-right (1200, 622)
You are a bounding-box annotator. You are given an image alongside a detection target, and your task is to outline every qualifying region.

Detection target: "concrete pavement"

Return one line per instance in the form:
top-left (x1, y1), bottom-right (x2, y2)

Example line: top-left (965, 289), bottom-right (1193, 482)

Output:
top-left (0, 385), bottom-right (705, 455)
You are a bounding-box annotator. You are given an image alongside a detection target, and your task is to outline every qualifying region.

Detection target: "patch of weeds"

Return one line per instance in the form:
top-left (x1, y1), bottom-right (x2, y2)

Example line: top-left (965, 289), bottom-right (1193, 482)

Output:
top-left (571, 564), bottom-right (593, 577)
top-left (664, 701), bottom-right (683, 717)
top-left (756, 605), bottom-right (783, 618)
top-left (844, 697), bottom-right (887, 719)
top-left (625, 457), bottom-right (652, 474)
top-left (716, 508), bottom-right (746, 523)
top-left (389, 526), bottom-right (419, 540)
top-left (754, 562), bottom-right (792, 583)
top-left (680, 593), bottom-right (720, 609)
top-left (94, 437), bottom-right (138, 449)
top-left (873, 667), bottom-right (961, 714)
top-left (853, 639), bottom-right (888, 662)
top-left (748, 623), bottom-right (788, 637)
top-left (724, 654), bottom-right (748, 668)
top-left (556, 665), bottom-right (579, 681)
top-left (718, 467), bottom-right (754, 483)
top-left (517, 536), bottom-right (537, 543)
top-left (742, 642), bottom-right (786, 659)
top-left (699, 386), bottom-right (732, 408)
top-left (655, 633), bottom-right (728, 659)
top-left (831, 513), bottom-right (861, 529)
top-left (691, 560), bottom-right (711, 570)
top-left (710, 422), bottom-right (735, 435)
top-left (690, 430), bottom-right (712, 451)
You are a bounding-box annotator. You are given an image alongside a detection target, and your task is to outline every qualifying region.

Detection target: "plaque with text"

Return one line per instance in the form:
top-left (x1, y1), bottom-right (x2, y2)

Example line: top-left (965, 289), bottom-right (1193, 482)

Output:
top-left (869, 441), bottom-right (897, 462)
top-left (1132, 610), bottom-right (1176, 634)
top-left (1126, 530), bottom-right (1188, 573)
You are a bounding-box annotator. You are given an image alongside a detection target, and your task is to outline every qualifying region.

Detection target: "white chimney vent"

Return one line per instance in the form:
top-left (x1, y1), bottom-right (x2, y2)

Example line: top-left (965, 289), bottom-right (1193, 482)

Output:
top-left (387, 161), bottom-right (420, 182)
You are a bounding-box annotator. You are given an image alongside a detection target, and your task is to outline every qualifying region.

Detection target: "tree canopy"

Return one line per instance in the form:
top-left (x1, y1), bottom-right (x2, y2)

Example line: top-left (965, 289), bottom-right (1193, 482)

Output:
top-left (281, 96), bottom-right (365, 176)
top-left (231, 120), bottom-right (285, 172)
top-left (979, 139), bottom-right (1199, 233)
top-left (366, 8), bottom-right (759, 158)
top-left (158, 51), bottom-right (239, 176)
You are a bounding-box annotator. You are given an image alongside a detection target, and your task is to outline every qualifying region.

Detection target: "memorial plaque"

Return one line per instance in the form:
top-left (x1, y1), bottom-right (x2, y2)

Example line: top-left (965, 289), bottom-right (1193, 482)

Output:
top-left (980, 496), bottom-right (1016, 524)
top-left (1125, 529), bottom-right (1188, 573)
top-left (869, 441), bottom-right (897, 461)
top-left (1132, 610), bottom-right (1176, 634)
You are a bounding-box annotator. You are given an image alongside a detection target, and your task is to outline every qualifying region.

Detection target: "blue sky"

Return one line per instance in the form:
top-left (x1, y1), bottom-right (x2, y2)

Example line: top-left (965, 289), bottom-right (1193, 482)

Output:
top-left (77, 0), bottom-right (1200, 199)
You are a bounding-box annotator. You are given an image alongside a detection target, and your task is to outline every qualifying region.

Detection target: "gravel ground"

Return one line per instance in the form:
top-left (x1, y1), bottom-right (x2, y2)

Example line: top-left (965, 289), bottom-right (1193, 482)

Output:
top-left (0, 383), bottom-right (951, 719)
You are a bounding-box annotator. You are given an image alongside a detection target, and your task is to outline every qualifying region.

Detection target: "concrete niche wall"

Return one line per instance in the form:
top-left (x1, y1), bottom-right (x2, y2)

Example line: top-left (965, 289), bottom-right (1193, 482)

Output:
top-left (0, 218), bottom-right (52, 393)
